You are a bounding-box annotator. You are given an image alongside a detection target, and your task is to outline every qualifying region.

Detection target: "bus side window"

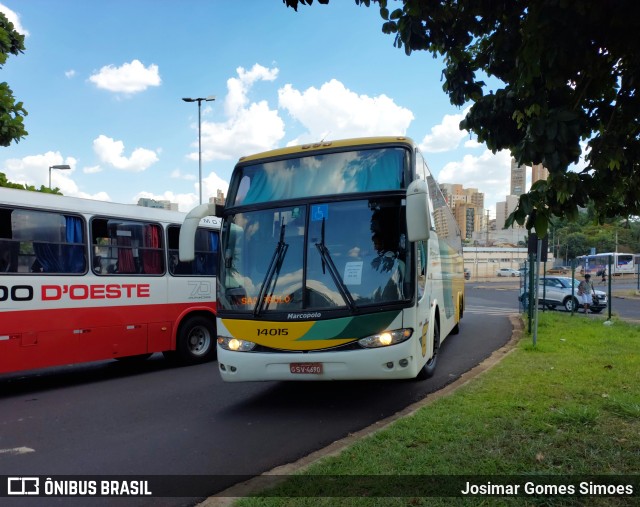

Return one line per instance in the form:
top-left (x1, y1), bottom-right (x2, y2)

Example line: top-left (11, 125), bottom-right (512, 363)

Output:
top-left (141, 223), bottom-right (163, 274)
top-left (417, 241), bottom-right (426, 298)
top-left (0, 210), bottom-right (17, 273)
top-left (168, 225), bottom-right (194, 275)
top-left (0, 240), bottom-right (18, 273)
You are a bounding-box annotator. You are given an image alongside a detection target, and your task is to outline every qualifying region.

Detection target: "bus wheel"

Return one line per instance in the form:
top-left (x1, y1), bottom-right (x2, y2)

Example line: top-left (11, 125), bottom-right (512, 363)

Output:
top-left (174, 315), bottom-right (217, 364)
top-left (415, 319), bottom-right (440, 381)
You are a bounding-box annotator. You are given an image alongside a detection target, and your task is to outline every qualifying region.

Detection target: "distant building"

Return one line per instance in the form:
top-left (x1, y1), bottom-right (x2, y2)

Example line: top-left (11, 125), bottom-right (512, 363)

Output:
top-left (495, 195), bottom-right (521, 231)
top-left (510, 158), bottom-right (526, 196)
top-left (209, 189), bottom-right (226, 206)
top-left (532, 163), bottom-right (549, 184)
top-left (464, 246), bottom-right (552, 277)
top-left (439, 183), bottom-right (485, 238)
top-left (137, 198), bottom-right (178, 211)
top-left (454, 203), bottom-right (480, 240)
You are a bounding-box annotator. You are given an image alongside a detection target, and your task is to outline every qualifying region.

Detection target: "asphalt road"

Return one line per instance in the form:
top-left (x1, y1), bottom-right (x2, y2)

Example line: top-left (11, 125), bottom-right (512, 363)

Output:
top-left (0, 291), bottom-right (520, 506)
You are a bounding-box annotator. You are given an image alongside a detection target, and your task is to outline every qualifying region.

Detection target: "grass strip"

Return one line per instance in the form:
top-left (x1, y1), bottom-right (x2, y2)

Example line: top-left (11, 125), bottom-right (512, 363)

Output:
top-left (230, 313), bottom-right (639, 506)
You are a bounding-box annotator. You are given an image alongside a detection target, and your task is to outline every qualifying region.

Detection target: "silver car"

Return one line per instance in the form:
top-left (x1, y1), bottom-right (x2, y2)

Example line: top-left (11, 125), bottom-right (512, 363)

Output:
top-left (497, 268), bottom-right (521, 277)
top-left (520, 275), bottom-right (608, 313)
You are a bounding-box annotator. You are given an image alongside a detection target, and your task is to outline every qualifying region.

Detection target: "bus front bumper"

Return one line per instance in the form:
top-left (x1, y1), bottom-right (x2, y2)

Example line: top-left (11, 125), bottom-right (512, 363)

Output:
top-left (216, 340), bottom-right (423, 382)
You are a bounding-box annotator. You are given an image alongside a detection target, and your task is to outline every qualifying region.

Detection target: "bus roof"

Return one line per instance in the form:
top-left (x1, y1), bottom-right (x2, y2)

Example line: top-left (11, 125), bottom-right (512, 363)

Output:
top-left (237, 136), bottom-right (416, 164)
top-left (0, 186), bottom-right (220, 228)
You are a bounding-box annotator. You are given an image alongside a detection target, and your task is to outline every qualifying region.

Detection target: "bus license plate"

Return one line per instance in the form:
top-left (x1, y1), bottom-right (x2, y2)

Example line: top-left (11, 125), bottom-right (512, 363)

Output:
top-left (290, 362), bottom-right (323, 374)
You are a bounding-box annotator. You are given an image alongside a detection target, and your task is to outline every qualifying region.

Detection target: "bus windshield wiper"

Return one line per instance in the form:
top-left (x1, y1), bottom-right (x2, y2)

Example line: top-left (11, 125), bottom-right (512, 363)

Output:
top-left (253, 221), bottom-right (289, 317)
top-left (315, 218), bottom-right (357, 312)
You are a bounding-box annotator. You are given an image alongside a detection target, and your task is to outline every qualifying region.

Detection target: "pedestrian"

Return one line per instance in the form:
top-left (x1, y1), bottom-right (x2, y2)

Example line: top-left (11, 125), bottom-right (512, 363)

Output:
top-left (577, 273), bottom-right (596, 314)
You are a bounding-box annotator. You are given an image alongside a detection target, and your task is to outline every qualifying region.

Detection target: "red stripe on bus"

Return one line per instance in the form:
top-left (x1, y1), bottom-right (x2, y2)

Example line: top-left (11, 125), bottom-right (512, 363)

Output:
top-left (0, 302), bottom-right (216, 374)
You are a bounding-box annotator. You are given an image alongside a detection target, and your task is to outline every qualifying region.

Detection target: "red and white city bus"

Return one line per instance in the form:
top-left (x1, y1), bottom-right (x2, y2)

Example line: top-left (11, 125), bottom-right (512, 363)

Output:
top-left (0, 187), bottom-right (220, 375)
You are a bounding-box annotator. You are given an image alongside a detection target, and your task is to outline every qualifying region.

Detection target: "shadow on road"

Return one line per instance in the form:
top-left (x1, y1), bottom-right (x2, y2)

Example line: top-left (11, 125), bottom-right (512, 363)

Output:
top-left (0, 354), bottom-right (181, 397)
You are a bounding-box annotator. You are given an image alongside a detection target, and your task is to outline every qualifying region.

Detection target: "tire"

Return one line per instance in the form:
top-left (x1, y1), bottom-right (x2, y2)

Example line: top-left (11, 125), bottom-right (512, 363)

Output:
top-left (416, 319), bottom-right (440, 380)
top-left (564, 297), bottom-right (579, 312)
top-left (170, 315), bottom-right (217, 364)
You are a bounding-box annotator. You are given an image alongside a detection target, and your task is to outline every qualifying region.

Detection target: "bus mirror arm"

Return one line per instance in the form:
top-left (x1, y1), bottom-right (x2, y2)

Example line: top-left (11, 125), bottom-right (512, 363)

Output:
top-left (179, 203), bottom-right (218, 261)
top-left (406, 179), bottom-right (431, 242)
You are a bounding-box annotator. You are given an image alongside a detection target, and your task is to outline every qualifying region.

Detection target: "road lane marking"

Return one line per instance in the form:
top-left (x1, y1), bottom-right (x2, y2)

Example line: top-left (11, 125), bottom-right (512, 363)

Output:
top-left (0, 447), bottom-right (35, 455)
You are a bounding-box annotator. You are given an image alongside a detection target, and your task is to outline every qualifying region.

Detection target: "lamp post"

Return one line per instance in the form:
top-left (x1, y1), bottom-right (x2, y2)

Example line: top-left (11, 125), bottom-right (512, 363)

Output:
top-left (182, 95), bottom-right (215, 204)
top-left (49, 164), bottom-right (71, 189)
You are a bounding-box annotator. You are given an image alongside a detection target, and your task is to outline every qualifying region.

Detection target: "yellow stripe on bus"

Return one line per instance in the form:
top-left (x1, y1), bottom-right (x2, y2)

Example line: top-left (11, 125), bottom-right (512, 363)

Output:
top-left (221, 319), bottom-right (354, 350)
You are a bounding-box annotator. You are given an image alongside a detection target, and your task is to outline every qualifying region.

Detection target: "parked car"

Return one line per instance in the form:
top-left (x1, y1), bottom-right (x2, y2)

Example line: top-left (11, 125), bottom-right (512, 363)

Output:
top-left (519, 275), bottom-right (608, 313)
top-left (547, 266), bottom-right (571, 275)
top-left (496, 268), bottom-right (521, 277)
top-left (464, 268), bottom-right (471, 280)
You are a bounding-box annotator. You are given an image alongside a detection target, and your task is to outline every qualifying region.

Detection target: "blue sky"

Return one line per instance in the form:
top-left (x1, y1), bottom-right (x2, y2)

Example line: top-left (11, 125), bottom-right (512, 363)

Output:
top-left (0, 0), bottom-right (519, 216)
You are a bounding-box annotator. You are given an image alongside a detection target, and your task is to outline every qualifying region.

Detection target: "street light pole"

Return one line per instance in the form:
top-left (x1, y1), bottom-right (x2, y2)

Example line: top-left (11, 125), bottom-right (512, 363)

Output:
top-left (48, 164), bottom-right (71, 190)
top-left (182, 95), bottom-right (216, 204)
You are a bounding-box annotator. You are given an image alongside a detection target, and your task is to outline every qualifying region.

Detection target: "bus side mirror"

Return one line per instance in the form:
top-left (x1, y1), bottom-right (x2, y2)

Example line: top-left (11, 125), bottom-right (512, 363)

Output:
top-left (179, 203), bottom-right (218, 261)
top-left (406, 179), bottom-right (431, 242)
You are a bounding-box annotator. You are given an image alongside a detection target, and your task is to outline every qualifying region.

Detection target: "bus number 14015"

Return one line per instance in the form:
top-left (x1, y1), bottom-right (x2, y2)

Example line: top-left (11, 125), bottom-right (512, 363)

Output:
top-left (256, 328), bottom-right (288, 336)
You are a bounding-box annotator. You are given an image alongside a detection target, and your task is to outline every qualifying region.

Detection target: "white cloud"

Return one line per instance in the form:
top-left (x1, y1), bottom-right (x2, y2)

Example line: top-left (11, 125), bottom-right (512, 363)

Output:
top-left (170, 168), bottom-right (196, 180)
top-left (92, 135), bottom-right (159, 171)
top-left (1, 152), bottom-right (111, 200)
top-left (202, 171), bottom-right (229, 202)
top-left (186, 68), bottom-right (414, 185)
top-left (0, 3), bottom-right (28, 36)
top-left (199, 101), bottom-right (285, 161)
top-left (72, 190), bottom-right (112, 201)
top-left (83, 165), bottom-right (102, 174)
top-left (418, 109), bottom-right (469, 153)
top-left (65, 69), bottom-right (76, 79)
top-left (224, 64), bottom-right (279, 118)
top-left (278, 79), bottom-right (414, 143)
top-left (3, 152), bottom-right (75, 188)
top-left (464, 138), bottom-right (482, 149)
top-left (186, 64), bottom-right (285, 164)
top-left (437, 149), bottom-right (512, 217)
top-left (88, 59), bottom-right (161, 94)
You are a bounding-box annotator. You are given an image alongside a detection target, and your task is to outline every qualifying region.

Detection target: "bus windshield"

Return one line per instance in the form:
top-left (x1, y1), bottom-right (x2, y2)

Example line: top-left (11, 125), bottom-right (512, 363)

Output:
top-left (219, 198), bottom-right (411, 313)
top-left (230, 148), bottom-right (409, 206)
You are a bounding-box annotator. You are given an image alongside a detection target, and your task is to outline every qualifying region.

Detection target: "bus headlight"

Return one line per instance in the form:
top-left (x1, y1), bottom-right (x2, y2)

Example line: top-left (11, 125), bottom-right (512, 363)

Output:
top-left (218, 336), bottom-right (256, 352)
top-left (358, 328), bottom-right (413, 349)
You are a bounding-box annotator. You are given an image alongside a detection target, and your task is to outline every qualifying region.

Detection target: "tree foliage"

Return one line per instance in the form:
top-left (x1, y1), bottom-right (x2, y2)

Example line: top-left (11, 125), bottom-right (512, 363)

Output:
top-left (0, 12), bottom-right (27, 147)
top-left (0, 172), bottom-right (61, 194)
top-left (283, 0), bottom-right (640, 238)
top-left (551, 207), bottom-right (640, 261)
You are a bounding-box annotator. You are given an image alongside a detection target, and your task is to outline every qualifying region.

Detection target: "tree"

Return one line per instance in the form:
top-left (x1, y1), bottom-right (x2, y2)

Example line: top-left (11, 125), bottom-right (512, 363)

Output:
top-left (0, 12), bottom-right (28, 146)
top-left (0, 172), bottom-right (61, 194)
top-left (283, 0), bottom-right (640, 238)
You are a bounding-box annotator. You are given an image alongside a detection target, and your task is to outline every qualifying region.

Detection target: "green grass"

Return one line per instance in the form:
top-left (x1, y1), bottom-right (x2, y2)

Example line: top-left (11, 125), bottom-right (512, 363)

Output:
top-left (228, 313), bottom-right (640, 506)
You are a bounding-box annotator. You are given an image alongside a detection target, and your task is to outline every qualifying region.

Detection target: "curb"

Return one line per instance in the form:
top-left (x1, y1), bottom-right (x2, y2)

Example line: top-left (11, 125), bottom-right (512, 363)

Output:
top-left (199, 314), bottom-right (524, 505)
